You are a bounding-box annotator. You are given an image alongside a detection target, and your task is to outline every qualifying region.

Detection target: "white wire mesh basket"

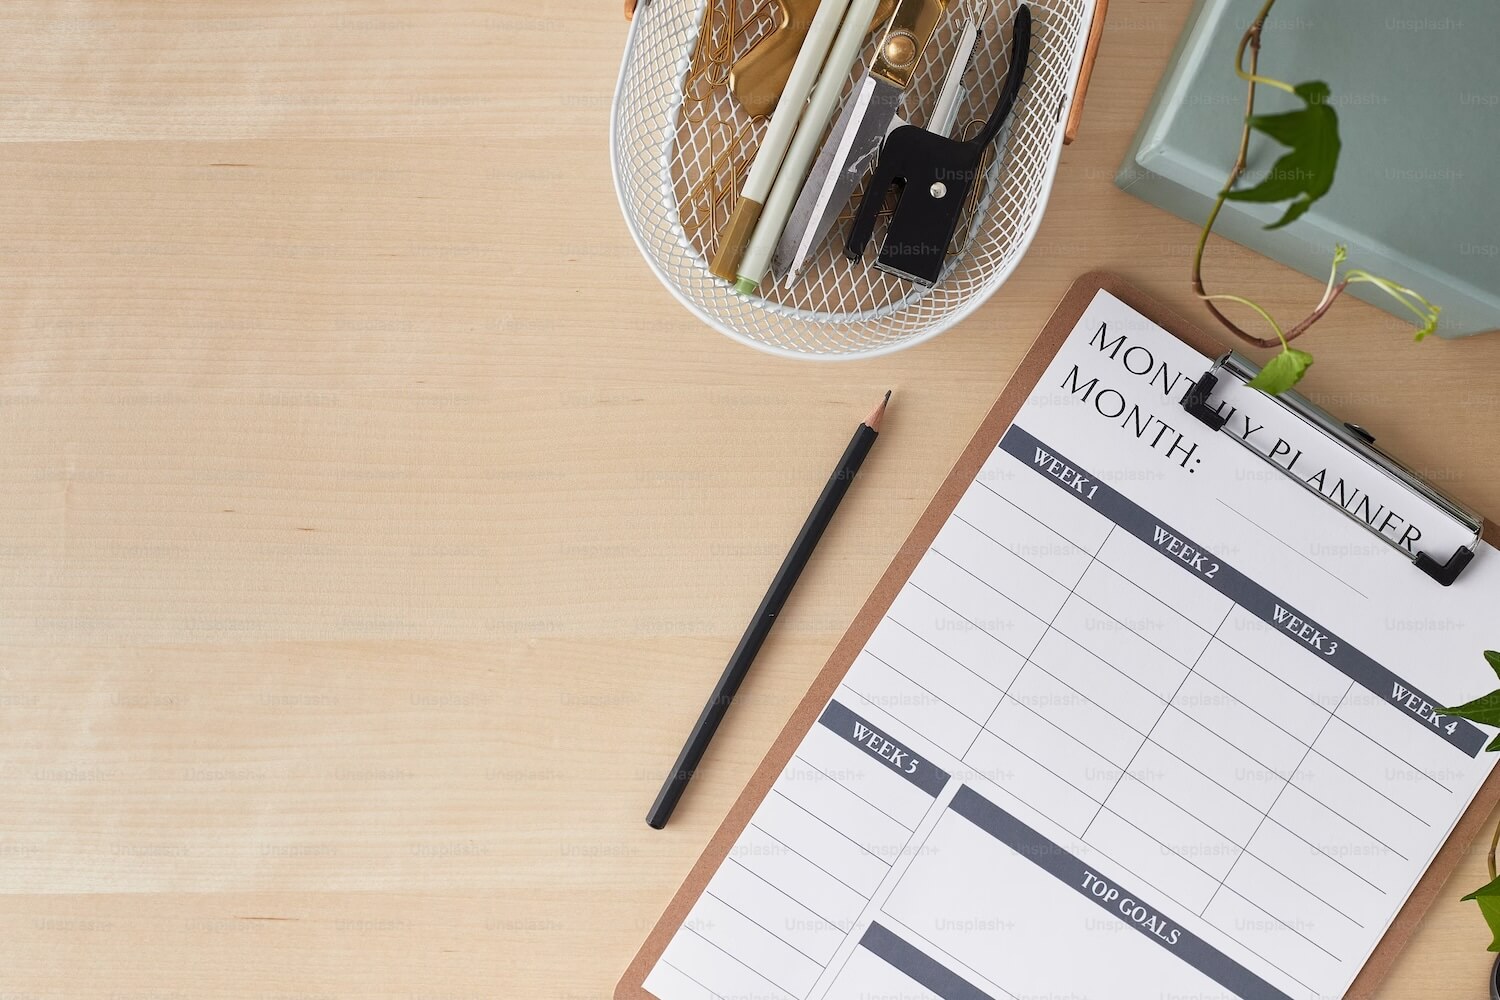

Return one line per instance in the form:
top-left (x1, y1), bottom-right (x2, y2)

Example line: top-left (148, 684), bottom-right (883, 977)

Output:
top-left (611, 0), bottom-right (1106, 358)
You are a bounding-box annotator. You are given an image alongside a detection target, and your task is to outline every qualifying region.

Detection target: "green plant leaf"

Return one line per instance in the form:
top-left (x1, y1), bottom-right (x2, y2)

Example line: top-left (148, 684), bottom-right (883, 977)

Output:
top-left (1441, 690), bottom-right (1500, 728)
top-left (1225, 81), bottom-right (1341, 229)
top-left (1442, 653), bottom-right (1500, 736)
top-left (1463, 874), bottom-right (1500, 951)
top-left (1246, 348), bottom-right (1313, 394)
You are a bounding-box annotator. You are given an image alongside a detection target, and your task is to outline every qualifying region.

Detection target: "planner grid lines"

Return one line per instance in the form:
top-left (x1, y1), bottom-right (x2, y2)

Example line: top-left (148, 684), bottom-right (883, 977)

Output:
top-left (1205, 683), bottom-right (1351, 909)
top-left (789, 752), bottom-right (918, 834)
top-left (830, 426), bottom-right (1477, 993)
top-left (1077, 601), bottom-right (1236, 840)
top-left (944, 487), bottom-right (1347, 985)
top-left (641, 433), bottom-right (1488, 1000)
top-left (742, 822), bottom-right (870, 904)
top-left (645, 692), bottom-right (966, 1000)
top-left (633, 291), bottom-right (1500, 1000)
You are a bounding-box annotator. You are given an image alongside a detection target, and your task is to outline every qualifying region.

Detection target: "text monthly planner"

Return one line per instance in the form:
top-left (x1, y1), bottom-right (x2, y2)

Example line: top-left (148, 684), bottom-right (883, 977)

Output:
top-left (640, 290), bottom-right (1500, 1000)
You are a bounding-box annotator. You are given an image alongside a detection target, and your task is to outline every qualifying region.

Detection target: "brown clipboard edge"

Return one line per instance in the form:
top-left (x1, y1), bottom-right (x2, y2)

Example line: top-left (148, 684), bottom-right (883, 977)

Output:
top-left (615, 270), bottom-right (1500, 1000)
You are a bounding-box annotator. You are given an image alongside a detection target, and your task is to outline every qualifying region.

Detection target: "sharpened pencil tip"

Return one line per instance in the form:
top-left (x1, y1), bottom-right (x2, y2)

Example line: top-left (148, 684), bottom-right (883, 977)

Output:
top-left (866, 390), bottom-right (892, 432)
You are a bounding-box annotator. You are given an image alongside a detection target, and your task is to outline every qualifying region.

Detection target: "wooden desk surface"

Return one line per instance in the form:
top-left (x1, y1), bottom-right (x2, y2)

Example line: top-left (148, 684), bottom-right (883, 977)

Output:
top-left (1, 2), bottom-right (1497, 996)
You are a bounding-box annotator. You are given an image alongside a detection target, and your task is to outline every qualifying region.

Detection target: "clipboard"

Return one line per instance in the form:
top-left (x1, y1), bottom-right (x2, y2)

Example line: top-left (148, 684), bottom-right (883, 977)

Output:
top-left (618, 271), bottom-right (1500, 1000)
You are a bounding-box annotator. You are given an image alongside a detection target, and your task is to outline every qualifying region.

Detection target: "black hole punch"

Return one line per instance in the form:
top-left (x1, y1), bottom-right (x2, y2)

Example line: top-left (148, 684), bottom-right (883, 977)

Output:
top-left (845, 5), bottom-right (1034, 287)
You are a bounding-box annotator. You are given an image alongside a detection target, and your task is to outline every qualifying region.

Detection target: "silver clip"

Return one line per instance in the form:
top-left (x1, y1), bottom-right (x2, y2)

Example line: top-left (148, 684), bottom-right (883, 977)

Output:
top-left (1182, 352), bottom-right (1482, 586)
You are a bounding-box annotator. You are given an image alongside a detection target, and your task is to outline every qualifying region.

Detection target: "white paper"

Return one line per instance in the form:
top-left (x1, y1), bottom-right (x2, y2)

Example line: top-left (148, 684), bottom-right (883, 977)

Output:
top-left (643, 290), bottom-right (1500, 1000)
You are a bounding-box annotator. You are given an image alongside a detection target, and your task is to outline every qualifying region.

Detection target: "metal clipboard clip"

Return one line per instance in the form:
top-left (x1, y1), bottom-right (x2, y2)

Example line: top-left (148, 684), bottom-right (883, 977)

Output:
top-left (1182, 352), bottom-right (1483, 587)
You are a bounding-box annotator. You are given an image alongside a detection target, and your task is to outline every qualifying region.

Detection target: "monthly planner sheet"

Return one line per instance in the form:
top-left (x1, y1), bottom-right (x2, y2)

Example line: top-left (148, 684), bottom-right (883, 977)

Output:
top-left (636, 289), bottom-right (1500, 1000)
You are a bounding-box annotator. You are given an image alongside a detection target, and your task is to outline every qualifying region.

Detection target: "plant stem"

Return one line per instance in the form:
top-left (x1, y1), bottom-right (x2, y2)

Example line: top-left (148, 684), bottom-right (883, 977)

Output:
top-left (1190, 0), bottom-right (1349, 352)
top-left (1190, 0), bottom-right (1284, 350)
top-left (1204, 294), bottom-right (1286, 349)
top-left (1283, 280), bottom-right (1350, 340)
top-left (1345, 270), bottom-right (1440, 331)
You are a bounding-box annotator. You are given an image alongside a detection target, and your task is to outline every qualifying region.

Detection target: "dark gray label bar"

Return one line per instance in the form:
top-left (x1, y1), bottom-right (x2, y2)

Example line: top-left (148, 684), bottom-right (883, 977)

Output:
top-left (998, 424), bottom-right (1485, 757)
top-left (950, 786), bottom-right (1295, 1000)
top-left (818, 700), bottom-right (950, 796)
top-left (858, 922), bottom-right (997, 1000)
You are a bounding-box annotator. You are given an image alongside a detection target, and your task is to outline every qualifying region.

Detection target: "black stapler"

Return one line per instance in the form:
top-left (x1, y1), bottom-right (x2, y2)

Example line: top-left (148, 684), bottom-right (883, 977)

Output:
top-left (845, 4), bottom-right (1033, 287)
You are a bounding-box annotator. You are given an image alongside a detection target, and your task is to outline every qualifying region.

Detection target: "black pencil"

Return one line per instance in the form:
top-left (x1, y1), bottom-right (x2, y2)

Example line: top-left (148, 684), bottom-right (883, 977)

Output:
top-left (647, 391), bottom-right (891, 829)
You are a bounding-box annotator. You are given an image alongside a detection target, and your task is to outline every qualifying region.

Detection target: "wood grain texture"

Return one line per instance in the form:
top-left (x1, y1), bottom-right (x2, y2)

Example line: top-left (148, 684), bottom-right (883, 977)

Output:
top-left (0, 1), bottom-right (1497, 996)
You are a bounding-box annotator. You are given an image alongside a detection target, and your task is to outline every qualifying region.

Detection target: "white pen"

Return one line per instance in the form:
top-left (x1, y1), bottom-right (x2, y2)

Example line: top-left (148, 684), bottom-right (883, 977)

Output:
top-left (707, 0), bottom-right (855, 282)
top-left (732, 0), bottom-right (886, 295)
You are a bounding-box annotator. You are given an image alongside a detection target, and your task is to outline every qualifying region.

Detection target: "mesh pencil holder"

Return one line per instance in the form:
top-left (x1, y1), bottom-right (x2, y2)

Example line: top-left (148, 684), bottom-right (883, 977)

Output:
top-left (611, 0), bottom-right (1107, 358)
